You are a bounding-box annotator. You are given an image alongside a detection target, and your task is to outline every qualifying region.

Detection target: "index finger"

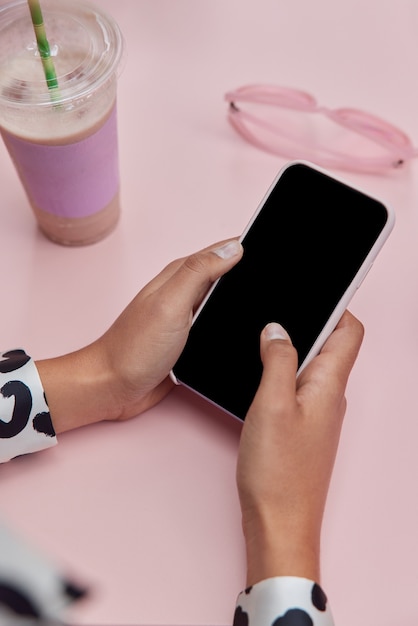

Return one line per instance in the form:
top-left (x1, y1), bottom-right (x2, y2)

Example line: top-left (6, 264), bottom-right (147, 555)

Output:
top-left (141, 239), bottom-right (243, 309)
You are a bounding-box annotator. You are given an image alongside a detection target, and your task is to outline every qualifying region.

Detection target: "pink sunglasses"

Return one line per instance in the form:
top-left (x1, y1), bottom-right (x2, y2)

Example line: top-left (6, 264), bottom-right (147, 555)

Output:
top-left (224, 84), bottom-right (418, 174)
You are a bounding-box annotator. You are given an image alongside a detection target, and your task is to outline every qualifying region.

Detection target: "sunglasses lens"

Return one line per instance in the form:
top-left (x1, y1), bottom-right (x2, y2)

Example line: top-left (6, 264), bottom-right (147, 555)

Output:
top-left (330, 108), bottom-right (413, 151)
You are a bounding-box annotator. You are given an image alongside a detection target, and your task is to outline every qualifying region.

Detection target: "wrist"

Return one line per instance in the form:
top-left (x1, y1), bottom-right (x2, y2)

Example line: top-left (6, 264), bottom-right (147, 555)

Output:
top-left (35, 340), bottom-right (123, 434)
top-left (242, 505), bottom-right (321, 587)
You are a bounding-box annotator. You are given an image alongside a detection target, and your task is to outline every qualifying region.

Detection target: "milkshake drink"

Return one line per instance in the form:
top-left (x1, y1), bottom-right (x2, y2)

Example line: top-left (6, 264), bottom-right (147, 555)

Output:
top-left (0, 0), bottom-right (124, 245)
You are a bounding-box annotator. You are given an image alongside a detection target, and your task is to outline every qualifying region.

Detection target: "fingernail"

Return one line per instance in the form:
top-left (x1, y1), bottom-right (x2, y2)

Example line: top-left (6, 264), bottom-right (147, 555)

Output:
top-left (264, 322), bottom-right (290, 341)
top-left (213, 240), bottom-right (242, 259)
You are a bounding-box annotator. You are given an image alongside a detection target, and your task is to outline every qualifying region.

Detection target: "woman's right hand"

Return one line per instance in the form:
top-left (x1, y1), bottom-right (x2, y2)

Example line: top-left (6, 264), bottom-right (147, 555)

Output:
top-left (236, 310), bottom-right (364, 586)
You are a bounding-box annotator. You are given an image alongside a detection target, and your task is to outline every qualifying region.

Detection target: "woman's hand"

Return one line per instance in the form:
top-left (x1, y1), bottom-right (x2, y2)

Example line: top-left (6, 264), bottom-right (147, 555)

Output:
top-left (236, 311), bottom-right (364, 586)
top-left (36, 239), bottom-right (243, 433)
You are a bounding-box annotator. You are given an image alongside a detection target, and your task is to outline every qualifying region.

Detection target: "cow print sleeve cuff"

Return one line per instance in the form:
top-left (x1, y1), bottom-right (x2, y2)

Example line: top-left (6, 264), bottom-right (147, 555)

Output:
top-left (0, 350), bottom-right (57, 463)
top-left (233, 576), bottom-right (334, 626)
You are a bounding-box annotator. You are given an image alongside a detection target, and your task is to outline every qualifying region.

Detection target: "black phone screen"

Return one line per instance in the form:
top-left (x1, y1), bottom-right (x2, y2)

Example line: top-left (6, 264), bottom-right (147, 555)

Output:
top-left (173, 163), bottom-right (390, 420)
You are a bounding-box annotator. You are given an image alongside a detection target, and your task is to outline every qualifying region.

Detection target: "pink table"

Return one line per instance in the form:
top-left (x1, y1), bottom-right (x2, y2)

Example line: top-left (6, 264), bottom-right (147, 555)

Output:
top-left (1, 1), bottom-right (418, 624)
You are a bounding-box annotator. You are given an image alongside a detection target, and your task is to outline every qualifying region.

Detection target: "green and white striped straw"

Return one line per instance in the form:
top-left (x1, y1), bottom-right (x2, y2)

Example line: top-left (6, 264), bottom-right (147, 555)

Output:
top-left (27, 0), bottom-right (59, 95)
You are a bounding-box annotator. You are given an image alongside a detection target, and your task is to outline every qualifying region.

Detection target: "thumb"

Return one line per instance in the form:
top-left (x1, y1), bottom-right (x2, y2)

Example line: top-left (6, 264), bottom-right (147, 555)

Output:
top-left (162, 239), bottom-right (243, 313)
top-left (251, 323), bottom-right (298, 411)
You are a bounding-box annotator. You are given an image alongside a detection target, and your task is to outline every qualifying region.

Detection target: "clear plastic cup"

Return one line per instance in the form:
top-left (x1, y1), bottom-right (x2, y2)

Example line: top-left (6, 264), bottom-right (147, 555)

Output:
top-left (0, 0), bottom-right (124, 245)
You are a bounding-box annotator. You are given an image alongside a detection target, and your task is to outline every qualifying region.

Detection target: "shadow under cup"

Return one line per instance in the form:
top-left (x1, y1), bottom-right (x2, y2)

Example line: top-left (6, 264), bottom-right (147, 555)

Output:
top-left (0, 0), bottom-right (124, 246)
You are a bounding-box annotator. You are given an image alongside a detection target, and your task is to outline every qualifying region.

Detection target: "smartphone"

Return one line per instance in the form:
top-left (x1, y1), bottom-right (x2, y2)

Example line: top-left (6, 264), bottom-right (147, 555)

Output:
top-left (171, 161), bottom-right (395, 421)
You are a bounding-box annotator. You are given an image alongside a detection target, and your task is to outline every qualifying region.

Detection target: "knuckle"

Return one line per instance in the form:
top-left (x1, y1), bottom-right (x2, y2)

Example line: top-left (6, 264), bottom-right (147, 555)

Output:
top-left (266, 339), bottom-right (297, 362)
top-left (345, 310), bottom-right (365, 341)
top-left (183, 252), bottom-right (208, 276)
top-left (357, 319), bottom-right (365, 341)
top-left (165, 257), bottom-right (183, 272)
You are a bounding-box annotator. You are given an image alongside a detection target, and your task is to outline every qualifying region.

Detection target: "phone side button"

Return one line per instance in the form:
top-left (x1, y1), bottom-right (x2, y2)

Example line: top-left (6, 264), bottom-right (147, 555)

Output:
top-left (356, 263), bottom-right (373, 289)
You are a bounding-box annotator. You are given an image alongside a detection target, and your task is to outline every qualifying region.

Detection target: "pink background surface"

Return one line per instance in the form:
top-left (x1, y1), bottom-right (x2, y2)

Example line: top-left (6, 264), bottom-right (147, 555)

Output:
top-left (1, 1), bottom-right (418, 624)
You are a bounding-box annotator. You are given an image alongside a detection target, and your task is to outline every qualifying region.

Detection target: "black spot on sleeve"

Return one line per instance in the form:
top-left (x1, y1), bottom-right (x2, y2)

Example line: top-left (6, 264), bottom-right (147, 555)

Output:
top-left (0, 350), bottom-right (30, 373)
top-left (233, 605), bottom-right (249, 626)
top-left (62, 579), bottom-right (88, 601)
top-left (0, 581), bottom-right (40, 618)
top-left (311, 583), bottom-right (327, 612)
top-left (32, 411), bottom-right (56, 437)
top-left (273, 608), bottom-right (313, 626)
top-left (0, 381), bottom-right (32, 438)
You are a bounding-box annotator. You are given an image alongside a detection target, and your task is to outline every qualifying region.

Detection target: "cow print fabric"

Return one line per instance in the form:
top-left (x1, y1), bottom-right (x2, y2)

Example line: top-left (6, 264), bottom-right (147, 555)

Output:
top-left (0, 352), bottom-right (334, 626)
top-left (0, 521), bottom-right (87, 623)
top-left (234, 576), bottom-right (333, 626)
top-left (0, 350), bottom-right (57, 463)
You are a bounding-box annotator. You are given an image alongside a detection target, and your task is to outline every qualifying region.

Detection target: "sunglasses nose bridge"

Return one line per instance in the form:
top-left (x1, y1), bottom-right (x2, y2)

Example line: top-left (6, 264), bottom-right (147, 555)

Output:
top-left (316, 105), bottom-right (330, 116)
